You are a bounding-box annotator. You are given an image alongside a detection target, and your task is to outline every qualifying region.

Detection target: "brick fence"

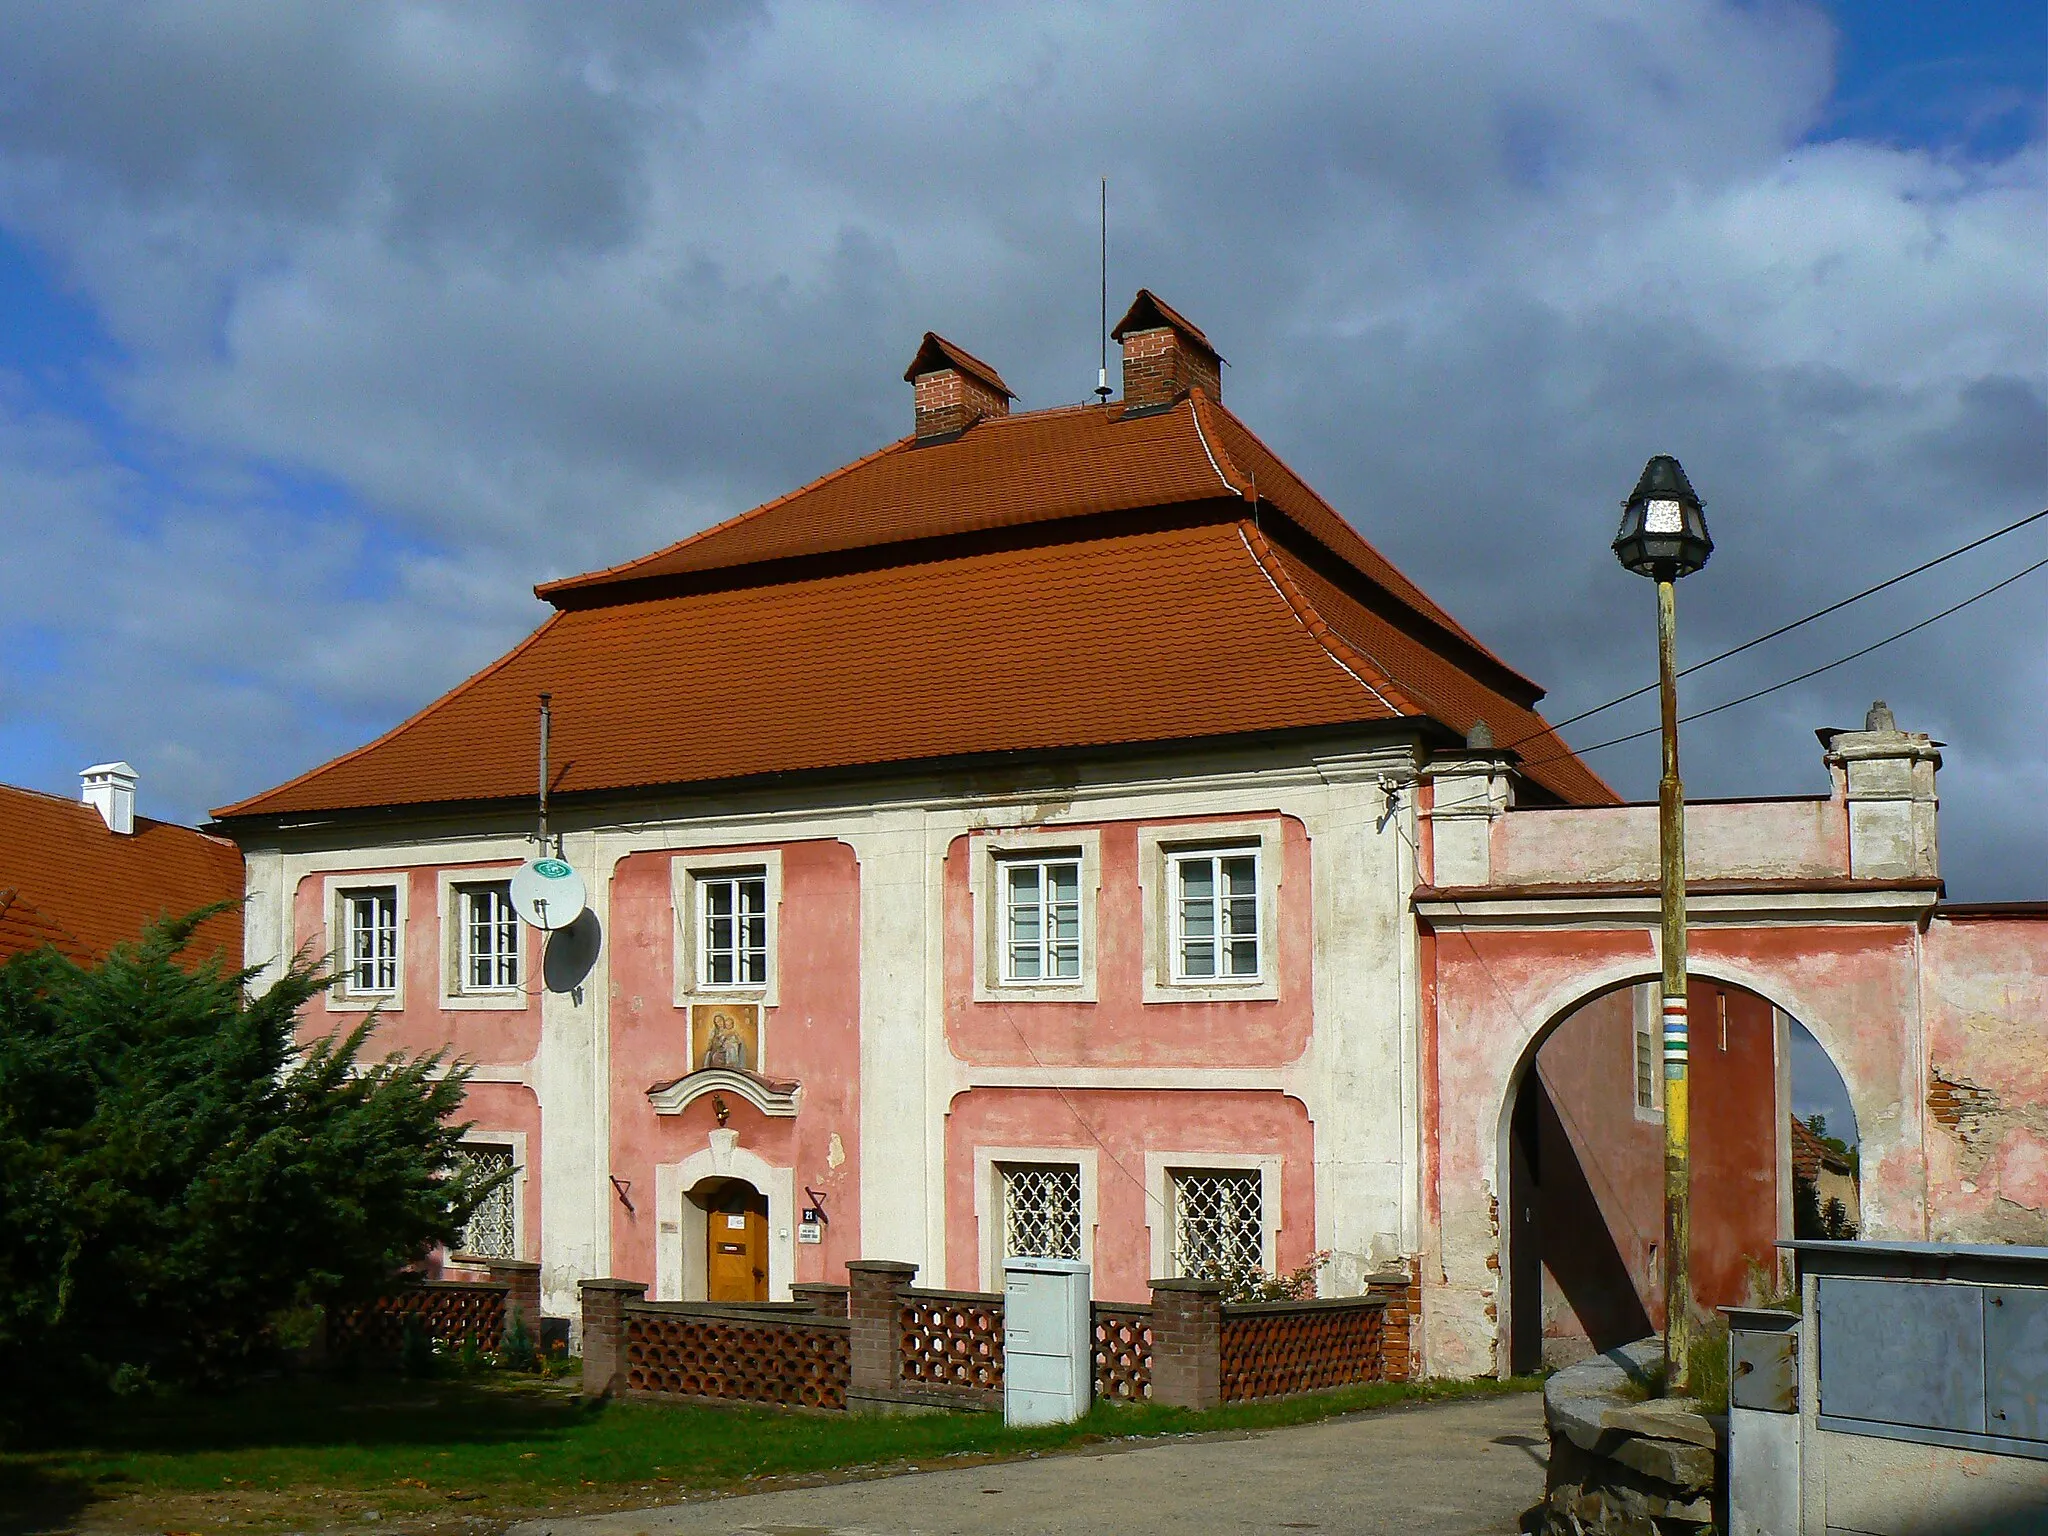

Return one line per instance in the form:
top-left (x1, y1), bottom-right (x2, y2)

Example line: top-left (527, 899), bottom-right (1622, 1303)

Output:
top-left (582, 1261), bottom-right (1411, 1414)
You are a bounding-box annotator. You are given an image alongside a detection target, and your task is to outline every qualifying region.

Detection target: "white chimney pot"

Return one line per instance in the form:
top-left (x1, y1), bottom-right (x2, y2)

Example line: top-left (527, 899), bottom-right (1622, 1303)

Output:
top-left (81, 761), bottom-right (138, 834)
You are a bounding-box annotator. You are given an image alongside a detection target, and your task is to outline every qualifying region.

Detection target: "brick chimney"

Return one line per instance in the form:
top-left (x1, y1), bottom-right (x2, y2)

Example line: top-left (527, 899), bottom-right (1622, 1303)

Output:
top-left (1112, 289), bottom-right (1223, 412)
top-left (81, 760), bottom-right (137, 834)
top-left (904, 332), bottom-right (1013, 440)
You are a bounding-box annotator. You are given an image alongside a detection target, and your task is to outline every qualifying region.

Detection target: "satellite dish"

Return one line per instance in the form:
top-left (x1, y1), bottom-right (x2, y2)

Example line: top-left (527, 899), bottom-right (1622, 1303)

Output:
top-left (511, 857), bottom-right (587, 931)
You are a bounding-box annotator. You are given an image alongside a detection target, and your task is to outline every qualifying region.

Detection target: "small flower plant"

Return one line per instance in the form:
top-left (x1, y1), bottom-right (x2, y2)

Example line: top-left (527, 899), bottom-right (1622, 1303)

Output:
top-left (1206, 1249), bottom-right (1333, 1304)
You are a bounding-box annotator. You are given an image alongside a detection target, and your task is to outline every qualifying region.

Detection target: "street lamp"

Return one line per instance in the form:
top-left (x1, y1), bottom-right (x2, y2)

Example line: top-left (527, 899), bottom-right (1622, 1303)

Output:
top-left (1613, 454), bottom-right (1712, 1394)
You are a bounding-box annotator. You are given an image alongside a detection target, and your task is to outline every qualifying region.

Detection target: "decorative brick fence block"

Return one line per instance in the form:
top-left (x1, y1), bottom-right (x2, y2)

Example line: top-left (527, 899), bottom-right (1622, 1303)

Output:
top-left (625, 1305), bottom-right (851, 1410)
top-left (899, 1289), bottom-right (1005, 1399)
top-left (1092, 1304), bottom-right (1154, 1401)
top-left (1219, 1296), bottom-right (1387, 1402)
top-left (328, 1278), bottom-right (507, 1357)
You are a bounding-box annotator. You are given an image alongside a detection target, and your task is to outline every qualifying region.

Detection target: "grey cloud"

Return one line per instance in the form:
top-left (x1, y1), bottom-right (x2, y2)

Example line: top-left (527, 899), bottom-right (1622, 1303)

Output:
top-left (0, 1), bottom-right (2040, 895)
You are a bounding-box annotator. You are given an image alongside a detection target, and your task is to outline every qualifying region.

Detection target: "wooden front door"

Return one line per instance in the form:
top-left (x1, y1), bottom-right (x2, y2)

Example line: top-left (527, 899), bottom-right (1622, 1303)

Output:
top-left (706, 1184), bottom-right (769, 1302)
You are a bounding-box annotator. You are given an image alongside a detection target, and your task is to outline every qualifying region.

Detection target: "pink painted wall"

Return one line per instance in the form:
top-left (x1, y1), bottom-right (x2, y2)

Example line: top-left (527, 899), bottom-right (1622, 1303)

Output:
top-left (1491, 797), bottom-right (1848, 887)
top-left (602, 840), bottom-right (863, 1286)
top-left (291, 861), bottom-right (545, 1263)
top-left (942, 816), bottom-right (1314, 1068)
top-left (1529, 988), bottom-right (1662, 1356)
top-left (943, 1087), bottom-right (1316, 1302)
top-left (1922, 914), bottom-right (2048, 1243)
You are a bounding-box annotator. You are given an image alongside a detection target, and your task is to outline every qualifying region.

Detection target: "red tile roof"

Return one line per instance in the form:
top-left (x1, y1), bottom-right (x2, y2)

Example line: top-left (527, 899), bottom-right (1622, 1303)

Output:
top-left (0, 888), bottom-right (91, 964)
top-left (222, 388), bottom-right (1612, 819)
top-left (0, 782), bottom-right (243, 965)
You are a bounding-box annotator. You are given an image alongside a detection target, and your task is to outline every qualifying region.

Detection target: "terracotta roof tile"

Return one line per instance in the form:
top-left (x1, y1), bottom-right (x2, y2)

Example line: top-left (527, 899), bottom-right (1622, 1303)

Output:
top-left (223, 387), bottom-right (1610, 820)
top-left (537, 401), bottom-right (1240, 600)
top-left (220, 522), bottom-right (1402, 817)
top-left (0, 783), bottom-right (243, 964)
top-left (1261, 542), bottom-right (1616, 806)
top-left (0, 888), bottom-right (91, 964)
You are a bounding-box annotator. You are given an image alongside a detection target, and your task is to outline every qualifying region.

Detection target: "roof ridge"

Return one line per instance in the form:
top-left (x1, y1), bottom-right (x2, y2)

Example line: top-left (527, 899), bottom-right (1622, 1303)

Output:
top-left (1236, 520), bottom-right (1417, 717)
top-left (536, 433), bottom-right (918, 600)
top-left (211, 613), bottom-right (566, 820)
top-left (1186, 389), bottom-right (1254, 500)
top-left (1204, 399), bottom-right (1536, 695)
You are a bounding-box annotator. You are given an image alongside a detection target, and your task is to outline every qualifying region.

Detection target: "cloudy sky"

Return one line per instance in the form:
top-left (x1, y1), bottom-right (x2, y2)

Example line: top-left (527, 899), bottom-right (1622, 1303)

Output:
top-left (1, 2), bottom-right (2042, 898)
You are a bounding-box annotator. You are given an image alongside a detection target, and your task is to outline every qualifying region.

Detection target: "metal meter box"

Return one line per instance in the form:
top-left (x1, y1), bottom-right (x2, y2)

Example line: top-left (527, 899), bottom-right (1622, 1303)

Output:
top-left (1724, 1306), bottom-right (1801, 1536)
top-left (1003, 1258), bottom-right (1092, 1426)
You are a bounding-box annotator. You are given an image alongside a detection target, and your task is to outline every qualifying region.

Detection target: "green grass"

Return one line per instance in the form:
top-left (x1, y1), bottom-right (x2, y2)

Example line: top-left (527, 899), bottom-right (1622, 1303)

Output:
top-left (0, 1370), bottom-right (1540, 1532)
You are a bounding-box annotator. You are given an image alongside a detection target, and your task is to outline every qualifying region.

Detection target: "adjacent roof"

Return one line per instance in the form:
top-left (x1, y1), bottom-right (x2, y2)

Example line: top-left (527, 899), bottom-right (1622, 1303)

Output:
top-left (0, 782), bottom-right (243, 965)
top-left (1791, 1116), bottom-right (1855, 1182)
top-left (221, 385), bottom-right (1613, 821)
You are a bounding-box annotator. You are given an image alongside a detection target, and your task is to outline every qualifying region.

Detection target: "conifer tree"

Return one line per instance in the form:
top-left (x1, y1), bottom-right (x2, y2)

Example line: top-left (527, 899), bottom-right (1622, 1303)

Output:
top-left (0, 908), bottom-right (496, 1394)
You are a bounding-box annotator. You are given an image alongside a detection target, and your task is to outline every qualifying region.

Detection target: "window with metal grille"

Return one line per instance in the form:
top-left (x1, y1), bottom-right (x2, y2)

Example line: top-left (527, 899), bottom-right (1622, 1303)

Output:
top-left (455, 1144), bottom-right (517, 1259)
top-left (1001, 857), bottom-right (1082, 982)
top-left (699, 872), bottom-right (768, 988)
top-left (1170, 850), bottom-right (1260, 980)
top-left (1001, 1163), bottom-right (1083, 1261)
top-left (343, 887), bottom-right (399, 995)
top-left (457, 882), bottom-right (520, 993)
top-left (1171, 1169), bottom-right (1264, 1278)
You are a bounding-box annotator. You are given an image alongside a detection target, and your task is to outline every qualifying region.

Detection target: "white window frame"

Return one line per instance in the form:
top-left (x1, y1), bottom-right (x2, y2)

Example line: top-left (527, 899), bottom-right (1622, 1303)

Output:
top-left (1167, 847), bottom-right (1263, 984)
top-left (968, 828), bottom-right (1101, 1003)
top-left (439, 868), bottom-right (526, 1006)
top-left (1144, 1151), bottom-right (1282, 1281)
top-left (697, 871), bottom-right (770, 991)
top-left (1137, 820), bottom-right (1285, 1003)
top-left (974, 1145), bottom-right (1097, 1290)
top-left (324, 874), bottom-right (407, 1011)
top-left (449, 1129), bottom-right (527, 1262)
top-left (1632, 982), bottom-right (1664, 1121)
top-left (671, 849), bottom-right (783, 1008)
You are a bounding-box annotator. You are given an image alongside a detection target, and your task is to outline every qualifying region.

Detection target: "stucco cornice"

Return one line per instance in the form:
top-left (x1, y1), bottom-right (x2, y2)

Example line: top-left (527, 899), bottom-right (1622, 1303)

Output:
top-left (1414, 877), bottom-right (1942, 931)
top-left (646, 1068), bottom-right (800, 1118)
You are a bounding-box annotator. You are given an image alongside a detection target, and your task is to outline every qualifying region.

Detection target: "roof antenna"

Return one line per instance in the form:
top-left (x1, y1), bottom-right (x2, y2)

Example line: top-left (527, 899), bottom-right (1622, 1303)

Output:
top-left (537, 692), bottom-right (552, 855)
top-left (1094, 176), bottom-right (1112, 403)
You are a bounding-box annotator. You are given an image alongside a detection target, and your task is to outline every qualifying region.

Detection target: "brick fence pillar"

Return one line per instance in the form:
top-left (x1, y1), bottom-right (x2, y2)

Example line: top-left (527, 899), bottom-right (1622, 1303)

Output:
top-left (1365, 1261), bottom-right (1422, 1381)
top-left (485, 1258), bottom-right (543, 1331)
top-left (791, 1281), bottom-right (851, 1318)
top-left (1149, 1278), bottom-right (1224, 1411)
top-left (845, 1260), bottom-right (917, 1405)
top-left (578, 1279), bottom-right (646, 1398)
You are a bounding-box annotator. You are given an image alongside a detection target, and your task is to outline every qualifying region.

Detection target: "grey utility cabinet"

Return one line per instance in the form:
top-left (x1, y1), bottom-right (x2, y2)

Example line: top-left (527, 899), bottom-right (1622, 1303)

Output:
top-left (1002, 1257), bottom-right (1092, 1426)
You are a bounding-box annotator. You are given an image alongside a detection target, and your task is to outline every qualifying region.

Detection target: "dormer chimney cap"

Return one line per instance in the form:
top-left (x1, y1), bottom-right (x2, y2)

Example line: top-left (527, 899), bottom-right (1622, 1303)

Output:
top-left (902, 332), bottom-right (1013, 398)
top-left (1111, 288), bottom-right (1226, 364)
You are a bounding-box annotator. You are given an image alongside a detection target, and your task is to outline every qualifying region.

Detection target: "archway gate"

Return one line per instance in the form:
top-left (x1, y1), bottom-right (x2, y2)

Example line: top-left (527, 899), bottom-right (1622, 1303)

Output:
top-left (1411, 710), bottom-right (2047, 1377)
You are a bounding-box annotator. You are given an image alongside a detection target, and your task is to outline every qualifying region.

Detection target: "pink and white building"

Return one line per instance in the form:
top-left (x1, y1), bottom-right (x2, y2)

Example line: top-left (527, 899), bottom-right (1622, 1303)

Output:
top-left (216, 293), bottom-right (2047, 1374)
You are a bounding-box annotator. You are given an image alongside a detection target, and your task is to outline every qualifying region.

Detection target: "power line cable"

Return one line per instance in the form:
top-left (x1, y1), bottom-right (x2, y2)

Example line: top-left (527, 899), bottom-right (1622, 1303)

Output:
top-left (1516, 553), bottom-right (2048, 772)
top-left (1509, 505), bottom-right (2048, 753)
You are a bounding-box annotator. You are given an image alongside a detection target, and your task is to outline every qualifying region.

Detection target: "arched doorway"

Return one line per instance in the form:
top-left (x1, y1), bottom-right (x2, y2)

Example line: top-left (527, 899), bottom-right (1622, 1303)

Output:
top-left (689, 1177), bottom-right (770, 1302)
top-left (1504, 975), bottom-right (1859, 1374)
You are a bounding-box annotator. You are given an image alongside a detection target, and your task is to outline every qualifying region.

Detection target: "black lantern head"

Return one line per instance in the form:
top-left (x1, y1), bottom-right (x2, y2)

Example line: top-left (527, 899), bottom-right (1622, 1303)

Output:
top-left (1613, 454), bottom-right (1712, 579)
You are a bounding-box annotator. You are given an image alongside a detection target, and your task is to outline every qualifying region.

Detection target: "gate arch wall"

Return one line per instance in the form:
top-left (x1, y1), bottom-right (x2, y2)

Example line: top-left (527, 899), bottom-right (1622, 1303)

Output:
top-left (1418, 904), bottom-right (1934, 1379)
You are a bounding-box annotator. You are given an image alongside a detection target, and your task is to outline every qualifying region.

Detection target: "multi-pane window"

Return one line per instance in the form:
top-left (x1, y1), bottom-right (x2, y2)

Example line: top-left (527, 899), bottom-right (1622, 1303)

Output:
top-left (1001, 857), bottom-right (1081, 983)
top-left (1171, 850), bottom-right (1261, 980)
top-left (343, 887), bottom-right (399, 995)
top-left (1633, 989), bottom-right (1661, 1113)
top-left (454, 1144), bottom-right (517, 1259)
top-left (1001, 1163), bottom-right (1083, 1261)
top-left (700, 872), bottom-right (768, 988)
top-left (458, 882), bottom-right (521, 993)
top-left (1171, 1169), bottom-right (1264, 1279)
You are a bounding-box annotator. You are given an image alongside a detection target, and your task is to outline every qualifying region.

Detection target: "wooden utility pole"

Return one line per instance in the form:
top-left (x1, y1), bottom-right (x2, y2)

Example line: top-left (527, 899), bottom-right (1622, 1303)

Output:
top-left (1657, 574), bottom-right (1692, 1392)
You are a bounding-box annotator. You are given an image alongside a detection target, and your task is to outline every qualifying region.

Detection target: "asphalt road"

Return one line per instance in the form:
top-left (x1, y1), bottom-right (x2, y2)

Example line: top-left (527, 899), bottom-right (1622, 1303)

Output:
top-left (509, 1391), bottom-right (1549, 1536)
